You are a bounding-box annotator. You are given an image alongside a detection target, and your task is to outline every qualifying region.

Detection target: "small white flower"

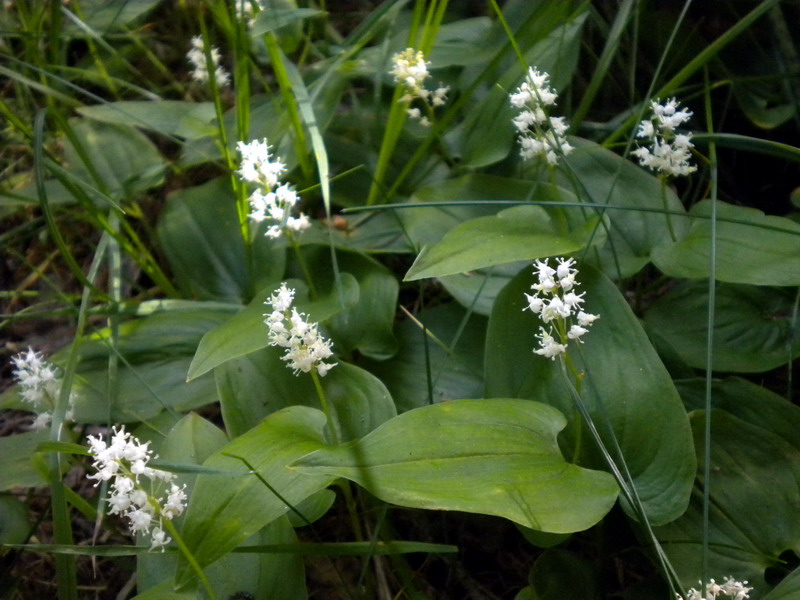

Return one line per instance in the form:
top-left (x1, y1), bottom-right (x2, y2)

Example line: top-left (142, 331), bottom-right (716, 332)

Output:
top-left (510, 68), bottom-right (573, 165)
top-left (237, 139), bottom-right (286, 188)
top-left (149, 527), bottom-right (172, 551)
top-left (390, 49), bottom-right (429, 96)
top-left (390, 48), bottom-right (448, 124)
top-left (534, 328), bottom-right (567, 360)
top-left (11, 348), bottom-right (75, 430)
top-left (264, 285), bottom-right (337, 377)
top-left (86, 426), bottom-right (188, 552)
top-left (677, 576), bottom-right (752, 600)
top-left (523, 258), bottom-right (599, 359)
top-left (187, 35), bottom-right (230, 87)
top-left (633, 98), bottom-right (696, 177)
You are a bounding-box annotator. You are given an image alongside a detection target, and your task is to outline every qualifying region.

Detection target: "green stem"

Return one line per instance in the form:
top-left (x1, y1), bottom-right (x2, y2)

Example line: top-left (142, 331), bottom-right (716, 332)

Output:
top-left (557, 354), bottom-right (683, 597)
top-left (162, 518), bottom-right (217, 600)
top-left (286, 229), bottom-right (318, 298)
top-left (661, 177), bottom-right (678, 242)
top-left (310, 371), bottom-right (365, 545)
top-left (311, 369), bottom-right (338, 445)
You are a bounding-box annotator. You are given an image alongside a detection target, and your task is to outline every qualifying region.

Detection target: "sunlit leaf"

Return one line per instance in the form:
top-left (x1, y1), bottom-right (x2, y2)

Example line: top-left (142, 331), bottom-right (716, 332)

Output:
top-left (294, 398), bottom-right (618, 533)
top-left (176, 406), bottom-right (335, 587)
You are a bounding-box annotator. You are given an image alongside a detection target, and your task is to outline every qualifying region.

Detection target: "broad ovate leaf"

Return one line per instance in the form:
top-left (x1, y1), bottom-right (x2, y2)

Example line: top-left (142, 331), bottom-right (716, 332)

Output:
top-left (645, 281), bottom-right (800, 373)
top-left (658, 378), bottom-right (800, 597)
top-left (293, 398), bottom-right (618, 533)
top-left (486, 263), bottom-right (695, 524)
top-left (176, 406), bottom-right (334, 586)
top-left (652, 200), bottom-right (800, 286)
top-left (77, 101), bottom-right (216, 140)
top-left (405, 204), bottom-right (598, 281)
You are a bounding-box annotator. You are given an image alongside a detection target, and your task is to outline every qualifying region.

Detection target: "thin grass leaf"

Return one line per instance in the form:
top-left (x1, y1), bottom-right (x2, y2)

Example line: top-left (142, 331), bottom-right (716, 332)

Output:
top-left (605, 0), bottom-right (780, 144)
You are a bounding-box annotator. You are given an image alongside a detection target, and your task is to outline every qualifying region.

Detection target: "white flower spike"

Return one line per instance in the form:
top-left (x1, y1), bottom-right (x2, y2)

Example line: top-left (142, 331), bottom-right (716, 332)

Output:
top-left (11, 347), bottom-right (75, 429)
top-left (632, 98), bottom-right (696, 177)
top-left (264, 283), bottom-right (337, 377)
top-left (86, 426), bottom-right (187, 552)
top-left (510, 67), bottom-right (573, 165)
top-left (677, 576), bottom-right (752, 600)
top-left (187, 35), bottom-right (230, 87)
top-left (390, 48), bottom-right (449, 126)
top-left (523, 258), bottom-right (598, 359)
top-left (236, 138), bottom-right (311, 239)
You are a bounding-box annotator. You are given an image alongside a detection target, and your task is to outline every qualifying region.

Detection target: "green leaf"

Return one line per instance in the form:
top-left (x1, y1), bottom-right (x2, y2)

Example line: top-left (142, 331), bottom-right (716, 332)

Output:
top-left (644, 281), bottom-right (800, 373)
top-left (485, 263), bottom-right (696, 525)
top-left (69, 309), bottom-right (230, 423)
top-left (77, 101), bottom-right (217, 140)
top-left (657, 378), bottom-right (800, 597)
top-left (0, 431), bottom-right (52, 490)
top-left (360, 302), bottom-right (486, 413)
top-left (64, 118), bottom-right (166, 202)
top-left (400, 174), bottom-right (517, 248)
top-left (405, 204), bottom-right (598, 281)
top-left (439, 261), bottom-right (529, 317)
top-left (293, 398), bottom-right (618, 533)
top-left (216, 349), bottom-right (396, 441)
top-left (652, 200), bottom-right (800, 286)
top-left (63, 0), bottom-right (161, 31)
top-left (176, 406), bottom-right (335, 586)
top-left (528, 549), bottom-right (596, 600)
top-left (303, 248), bottom-right (399, 360)
top-left (251, 7), bottom-right (324, 36)
top-left (558, 138), bottom-right (689, 278)
top-left (0, 496), bottom-right (31, 545)
top-left (157, 178), bottom-right (251, 303)
top-left (187, 276), bottom-right (358, 381)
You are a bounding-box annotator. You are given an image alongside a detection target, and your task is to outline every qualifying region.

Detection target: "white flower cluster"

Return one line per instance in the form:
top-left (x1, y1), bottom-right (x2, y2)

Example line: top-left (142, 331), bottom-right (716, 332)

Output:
top-left (390, 48), bottom-right (449, 127)
top-left (187, 35), bottom-right (230, 87)
top-left (523, 258), bottom-right (599, 360)
top-left (87, 426), bottom-right (187, 551)
top-left (679, 576), bottom-right (752, 600)
top-left (510, 67), bottom-right (573, 165)
top-left (234, 0), bottom-right (264, 26)
top-left (11, 348), bottom-right (74, 430)
top-left (237, 139), bottom-right (311, 239)
top-left (264, 283), bottom-right (336, 377)
top-left (631, 98), bottom-right (696, 177)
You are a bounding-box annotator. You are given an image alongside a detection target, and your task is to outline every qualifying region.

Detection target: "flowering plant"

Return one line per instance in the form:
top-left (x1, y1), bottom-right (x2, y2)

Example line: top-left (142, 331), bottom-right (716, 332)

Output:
top-left (2, 3), bottom-right (796, 600)
top-left (523, 258), bottom-right (599, 359)
top-left (87, 426), bottom-right (187, 551)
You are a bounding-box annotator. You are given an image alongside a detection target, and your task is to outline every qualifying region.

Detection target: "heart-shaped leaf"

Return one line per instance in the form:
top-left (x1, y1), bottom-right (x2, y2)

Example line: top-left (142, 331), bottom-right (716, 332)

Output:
top-left (176, 406), bottom-right (334, 586)
top-left (485, 263), bottom-right (695, 525)
top-left (293, 398), bottom-right (618, 533)
top-left (644, 281), bottom-right (800, 373)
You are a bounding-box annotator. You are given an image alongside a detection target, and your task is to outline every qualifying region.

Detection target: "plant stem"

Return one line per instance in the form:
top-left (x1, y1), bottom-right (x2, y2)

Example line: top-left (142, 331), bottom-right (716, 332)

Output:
top-left (162, 518), bottom-right (217, 600)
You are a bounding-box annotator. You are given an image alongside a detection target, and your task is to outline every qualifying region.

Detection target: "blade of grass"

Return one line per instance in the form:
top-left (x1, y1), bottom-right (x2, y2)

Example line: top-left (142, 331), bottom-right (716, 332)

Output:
top-left (570, 0), bottom-right (636, 130)
top-left (701, 65), bottom-right (719, 598)
top-left (605, 0), bottom-right (780, 145)
top-left (34, 111), bottom-right (100, 295)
